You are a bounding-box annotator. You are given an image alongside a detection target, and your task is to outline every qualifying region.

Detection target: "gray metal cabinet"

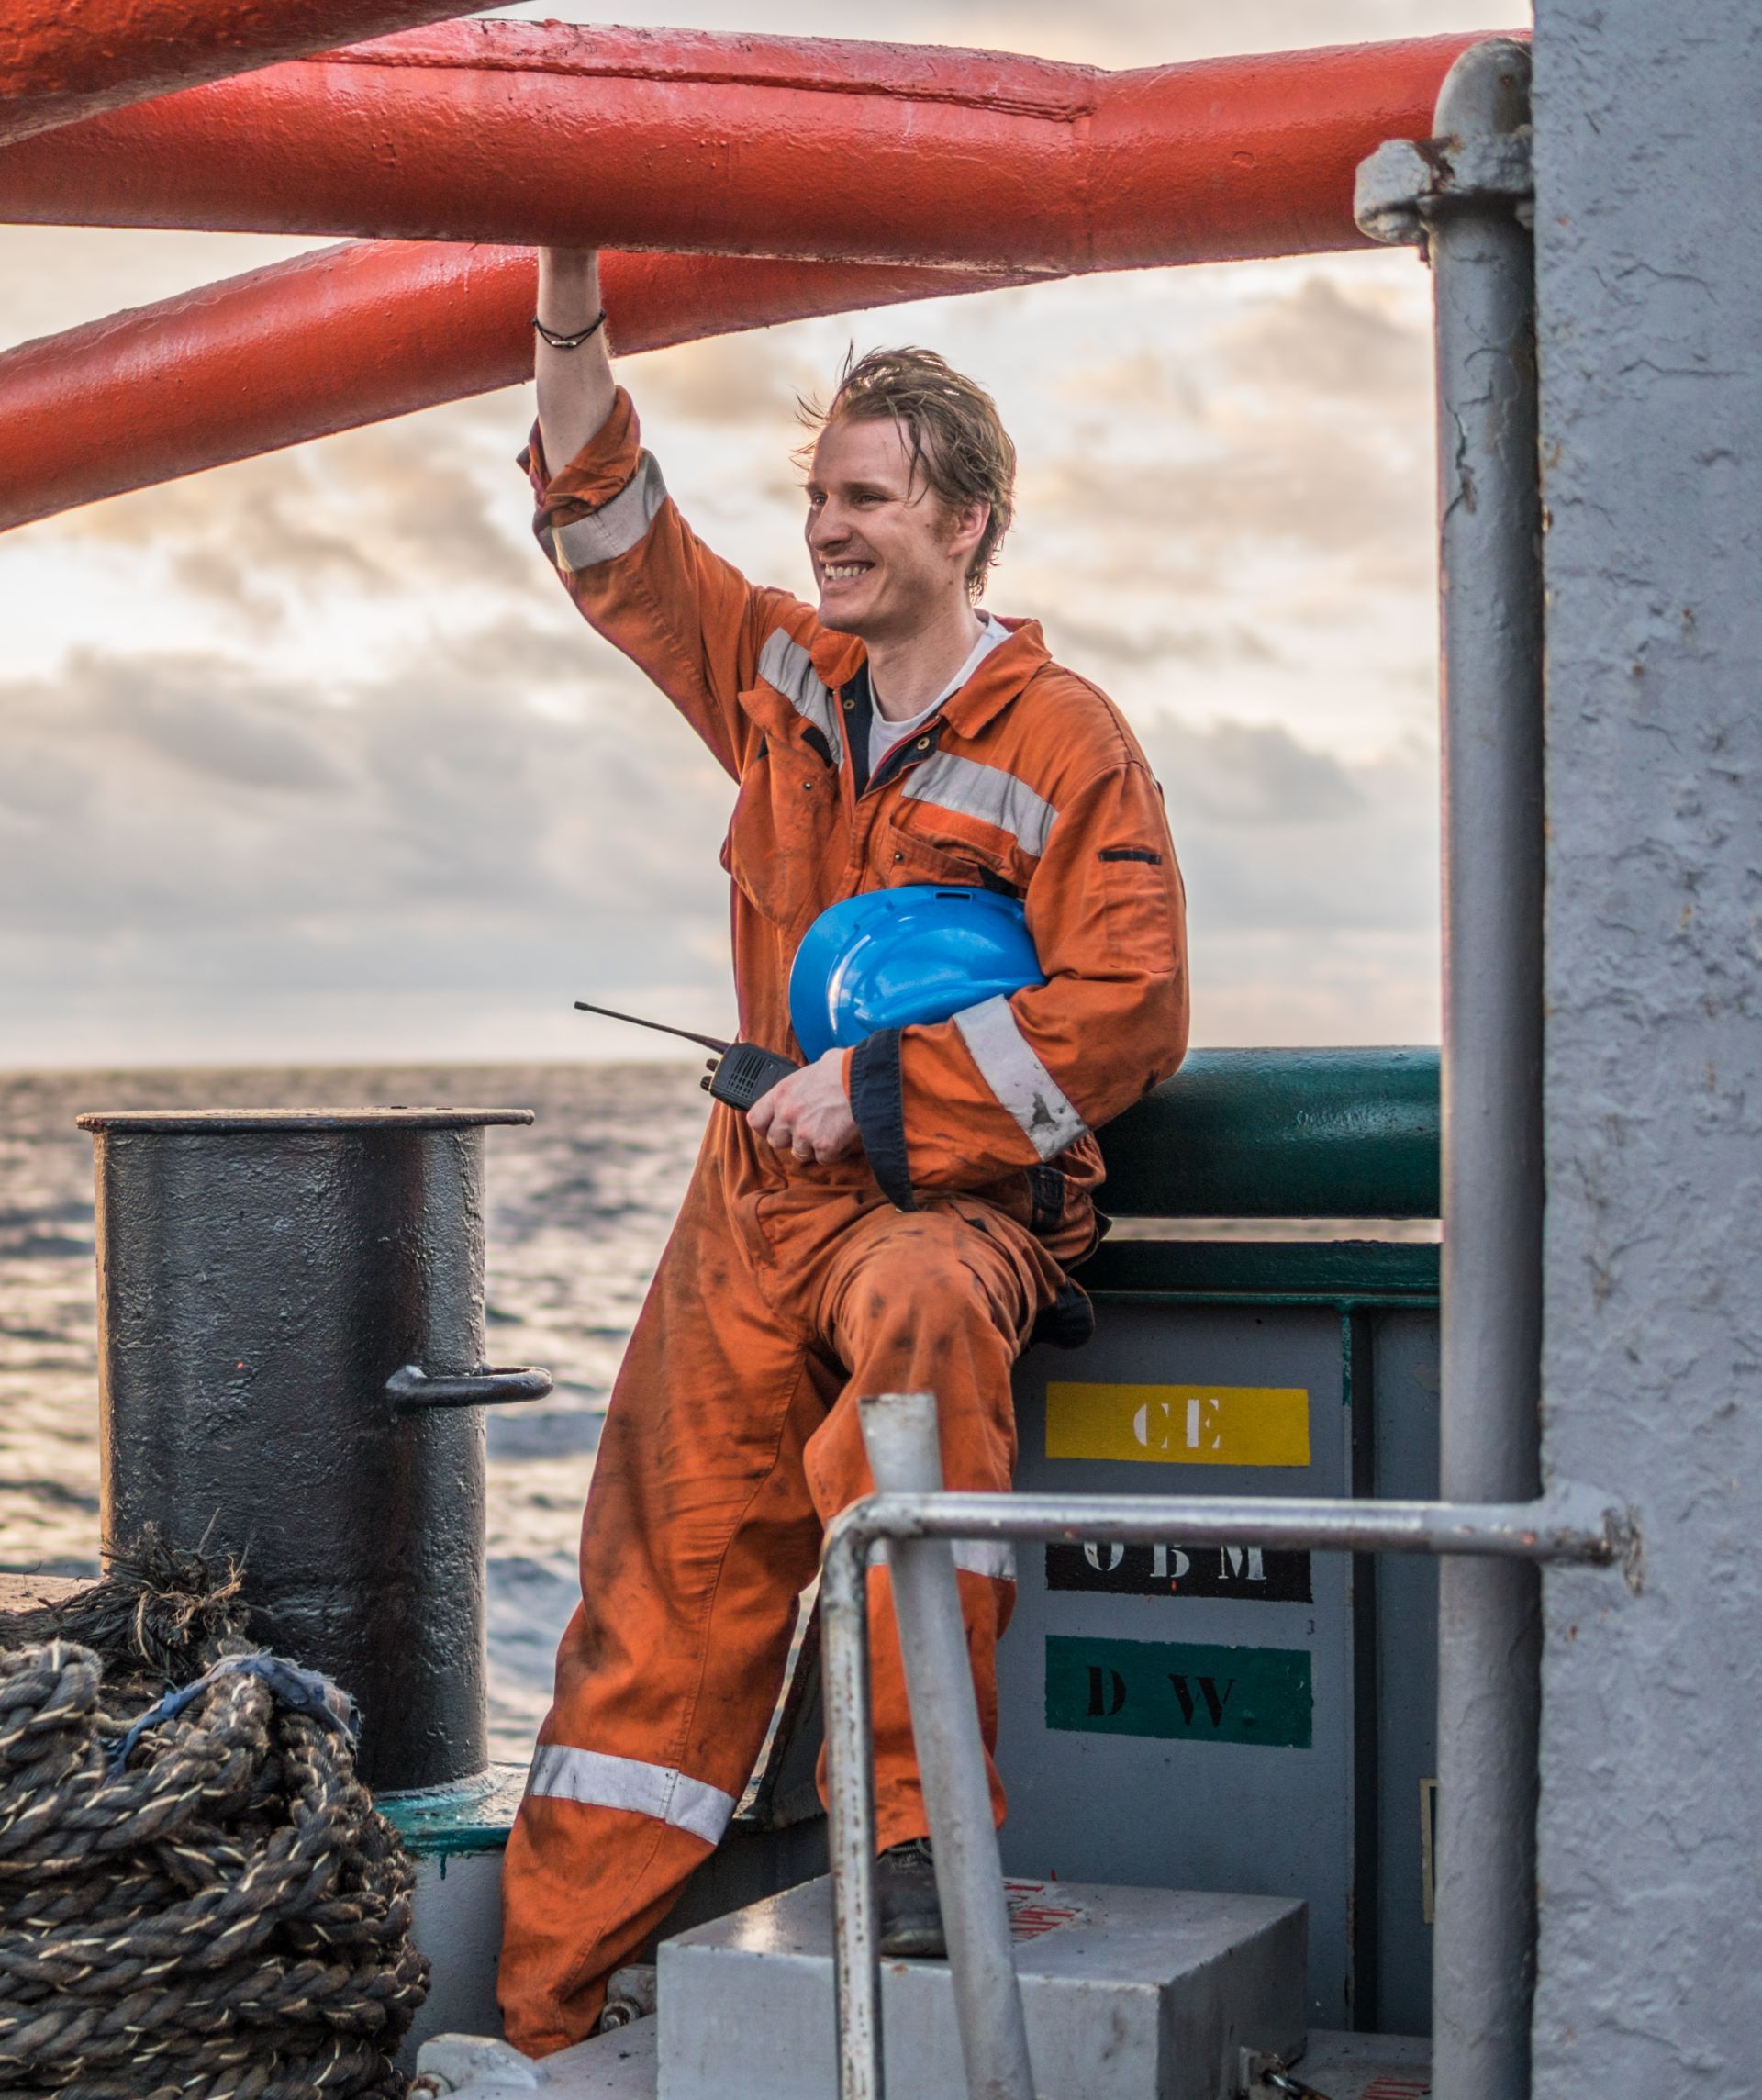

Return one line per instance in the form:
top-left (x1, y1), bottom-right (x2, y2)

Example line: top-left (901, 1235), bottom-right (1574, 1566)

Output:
top-left (996, 1241), bottom-right (1440, 2035)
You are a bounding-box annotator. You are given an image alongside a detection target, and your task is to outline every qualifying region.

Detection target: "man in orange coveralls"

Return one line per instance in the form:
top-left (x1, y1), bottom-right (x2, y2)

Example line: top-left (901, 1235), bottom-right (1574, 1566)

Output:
top-left (497, 247), bottom-right (1189, 2056)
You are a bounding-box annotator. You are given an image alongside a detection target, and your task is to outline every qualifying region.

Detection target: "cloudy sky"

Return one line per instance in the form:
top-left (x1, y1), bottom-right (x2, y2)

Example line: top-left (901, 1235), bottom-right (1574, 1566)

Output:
top-left (0, 0), bottom-right (1514, 1069)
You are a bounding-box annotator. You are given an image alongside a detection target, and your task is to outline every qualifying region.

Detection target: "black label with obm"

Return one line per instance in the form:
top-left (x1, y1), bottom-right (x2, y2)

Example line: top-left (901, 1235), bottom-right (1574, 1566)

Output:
top-left (1046, 1539), bottom-right (1313, 1603)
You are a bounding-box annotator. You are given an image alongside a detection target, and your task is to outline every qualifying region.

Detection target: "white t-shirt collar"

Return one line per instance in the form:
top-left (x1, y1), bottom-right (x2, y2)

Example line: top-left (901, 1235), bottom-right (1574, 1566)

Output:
top-left (867, 615), bottom-right (1010, 773)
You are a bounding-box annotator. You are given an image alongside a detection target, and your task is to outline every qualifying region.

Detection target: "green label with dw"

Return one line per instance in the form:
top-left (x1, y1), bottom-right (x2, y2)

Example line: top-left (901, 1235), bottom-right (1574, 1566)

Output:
top-left (1045, 1634), bottom-right (1314, 1749)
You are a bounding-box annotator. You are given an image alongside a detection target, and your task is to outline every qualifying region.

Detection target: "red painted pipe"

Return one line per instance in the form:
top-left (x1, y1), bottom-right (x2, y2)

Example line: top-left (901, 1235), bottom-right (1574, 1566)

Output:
top-left (0, 0), bottom-right (484, 150)
top-left (0, 24), bottom-right (1500, 269)
top-left (0, 241), bottom-right (1032, 532)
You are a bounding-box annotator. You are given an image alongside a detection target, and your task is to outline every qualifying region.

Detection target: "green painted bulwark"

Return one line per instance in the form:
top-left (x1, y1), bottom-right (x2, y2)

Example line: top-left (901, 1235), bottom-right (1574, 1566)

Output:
top-left (1045, 1634), bottom-right (1314, 1748)
top-left (1095, 1047), bottom-right (1441, 1219)
top-left (1076, 1237), bottom-right (1440, 1303)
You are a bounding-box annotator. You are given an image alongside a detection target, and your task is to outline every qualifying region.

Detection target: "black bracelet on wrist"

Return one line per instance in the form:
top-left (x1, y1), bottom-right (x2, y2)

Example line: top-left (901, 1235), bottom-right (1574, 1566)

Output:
top-left (533, 310), bottom-right (608, 351)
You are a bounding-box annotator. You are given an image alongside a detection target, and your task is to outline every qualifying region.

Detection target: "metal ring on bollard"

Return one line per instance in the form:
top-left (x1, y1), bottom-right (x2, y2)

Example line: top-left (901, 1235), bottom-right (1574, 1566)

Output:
top-left (386, 1363), bottom-right (554, 1412)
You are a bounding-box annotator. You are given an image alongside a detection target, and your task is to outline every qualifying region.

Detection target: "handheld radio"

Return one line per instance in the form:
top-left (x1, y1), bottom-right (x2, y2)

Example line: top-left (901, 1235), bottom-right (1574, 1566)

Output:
top-left (573, 1001), bottom-right (800, 1111)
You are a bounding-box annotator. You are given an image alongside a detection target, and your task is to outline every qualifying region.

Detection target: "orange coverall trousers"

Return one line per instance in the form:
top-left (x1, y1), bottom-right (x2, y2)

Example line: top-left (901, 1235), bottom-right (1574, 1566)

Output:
top-left (496, 1153), bottom-right (1084, 2054)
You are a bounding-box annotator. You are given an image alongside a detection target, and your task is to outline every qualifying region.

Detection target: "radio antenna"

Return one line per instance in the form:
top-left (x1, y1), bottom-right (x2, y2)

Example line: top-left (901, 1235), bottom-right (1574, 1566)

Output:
top-left (574, 1000), bottom-right (730, 1056)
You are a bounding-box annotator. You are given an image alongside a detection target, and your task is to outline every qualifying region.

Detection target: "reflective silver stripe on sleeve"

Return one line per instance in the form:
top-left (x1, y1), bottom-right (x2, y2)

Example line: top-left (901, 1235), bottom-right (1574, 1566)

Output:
top-left (758, 629), bottom-right (843, 765)
top-left (953, 994), bottom-right (1088, 1161)
top-left (551, 452), bottom-right (667, 572)
top-left (953, 1538), bottom-right (1018, 1583)
top-left (526, 1745), bottom-right (736, 1847)
top-left (901, 753), bottom-right (1057, 859)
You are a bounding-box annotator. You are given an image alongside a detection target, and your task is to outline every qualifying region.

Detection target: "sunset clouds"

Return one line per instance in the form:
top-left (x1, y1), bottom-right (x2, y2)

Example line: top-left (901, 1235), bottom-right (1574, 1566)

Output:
top-left (0, 0), bottom-right (1507, 1067)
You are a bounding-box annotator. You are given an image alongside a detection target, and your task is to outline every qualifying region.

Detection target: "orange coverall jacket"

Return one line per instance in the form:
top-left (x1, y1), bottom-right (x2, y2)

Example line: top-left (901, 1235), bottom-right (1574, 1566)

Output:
top-left (529, 387), bottom-right (1190, 1225)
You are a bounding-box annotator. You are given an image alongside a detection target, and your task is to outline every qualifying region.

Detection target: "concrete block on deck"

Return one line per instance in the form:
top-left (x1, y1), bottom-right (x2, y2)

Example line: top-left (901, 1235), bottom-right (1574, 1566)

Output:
top-left (660, 1874), bottom-right (1306, 2099)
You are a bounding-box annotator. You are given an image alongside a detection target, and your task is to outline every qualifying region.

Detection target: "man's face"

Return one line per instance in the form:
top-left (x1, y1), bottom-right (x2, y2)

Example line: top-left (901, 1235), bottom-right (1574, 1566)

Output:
top-left (804, 415), bottom-right (984, 641)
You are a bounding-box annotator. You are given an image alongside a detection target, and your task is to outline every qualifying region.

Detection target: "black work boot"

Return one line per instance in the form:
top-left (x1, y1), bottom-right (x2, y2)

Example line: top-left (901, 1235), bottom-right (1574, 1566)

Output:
top-left (876, 1836), bottom-right (946, 1959)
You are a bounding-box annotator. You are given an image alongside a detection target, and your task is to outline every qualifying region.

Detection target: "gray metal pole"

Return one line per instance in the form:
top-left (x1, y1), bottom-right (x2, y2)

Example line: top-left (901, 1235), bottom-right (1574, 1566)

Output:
top-left (1426, 39), bottom-right (1545, 2100)
top-left (822, 1524), bottom-right (885, 2100)
top-left (858, 1394), bottom-right (1035, 2100)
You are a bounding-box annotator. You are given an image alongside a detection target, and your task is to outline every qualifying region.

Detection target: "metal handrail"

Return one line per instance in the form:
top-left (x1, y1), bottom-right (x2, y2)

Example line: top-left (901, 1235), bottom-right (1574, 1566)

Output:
top-left (820, 1483), bottom-right (1631, 2100)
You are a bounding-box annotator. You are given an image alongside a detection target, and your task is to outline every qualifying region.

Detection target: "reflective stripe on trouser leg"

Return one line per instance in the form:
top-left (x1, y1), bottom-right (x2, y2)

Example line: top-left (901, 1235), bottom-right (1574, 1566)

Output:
top-left (947, 1538), bottom-right (1019, 1583)
top-left (882, 1536), bottom-right (1017, 1582)
top-left (527, 1745), bottom-right (737, 1847)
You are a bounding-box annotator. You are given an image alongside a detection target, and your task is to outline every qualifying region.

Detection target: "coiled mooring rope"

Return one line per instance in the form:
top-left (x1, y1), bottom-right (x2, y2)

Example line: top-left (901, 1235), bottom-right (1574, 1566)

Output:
top-left (0, 1552), bottom-right (429, 2099)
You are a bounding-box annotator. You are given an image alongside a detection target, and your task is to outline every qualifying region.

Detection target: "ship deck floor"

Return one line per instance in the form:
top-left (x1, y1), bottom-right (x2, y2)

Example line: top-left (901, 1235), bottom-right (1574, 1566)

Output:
top-left (481, 2019), bottom-right (1431, 2098)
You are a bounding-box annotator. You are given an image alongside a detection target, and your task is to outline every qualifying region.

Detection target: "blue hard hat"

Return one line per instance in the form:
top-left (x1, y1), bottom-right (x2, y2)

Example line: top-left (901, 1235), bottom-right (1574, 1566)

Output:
top-left (788, 884), bottom-right (1045, 1064)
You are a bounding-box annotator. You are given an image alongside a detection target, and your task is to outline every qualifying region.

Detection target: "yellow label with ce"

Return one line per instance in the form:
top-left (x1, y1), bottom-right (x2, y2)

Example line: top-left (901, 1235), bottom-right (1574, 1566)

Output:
top-left (1045, 1382), bottom-right (1311, 1469)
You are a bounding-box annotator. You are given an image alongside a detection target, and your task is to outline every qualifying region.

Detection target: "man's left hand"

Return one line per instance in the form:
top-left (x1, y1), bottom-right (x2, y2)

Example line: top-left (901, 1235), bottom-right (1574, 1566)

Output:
top-left (748, 1048), bottom-right (859, 1165)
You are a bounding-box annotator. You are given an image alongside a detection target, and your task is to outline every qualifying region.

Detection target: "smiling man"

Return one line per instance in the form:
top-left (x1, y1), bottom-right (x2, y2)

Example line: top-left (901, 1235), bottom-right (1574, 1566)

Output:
top-left (497, 248), bottom-right (1189, 2056)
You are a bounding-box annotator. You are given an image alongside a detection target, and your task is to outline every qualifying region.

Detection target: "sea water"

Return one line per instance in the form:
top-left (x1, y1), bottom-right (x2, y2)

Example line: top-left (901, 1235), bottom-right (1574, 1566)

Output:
top-left (0, 1062), bottom-right (706, 1760)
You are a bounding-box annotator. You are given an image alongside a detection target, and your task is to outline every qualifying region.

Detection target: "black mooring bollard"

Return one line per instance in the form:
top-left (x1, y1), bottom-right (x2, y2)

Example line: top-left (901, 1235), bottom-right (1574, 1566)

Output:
top-left (79, 1108), bottom-right (551, 1795)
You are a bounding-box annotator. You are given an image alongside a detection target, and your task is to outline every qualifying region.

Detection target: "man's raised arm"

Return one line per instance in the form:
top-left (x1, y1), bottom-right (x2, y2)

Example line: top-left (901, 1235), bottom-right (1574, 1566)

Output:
top-left (521, 248), bottom-right (812, 786)
top-left (535, 249), bottom-right (616, 470)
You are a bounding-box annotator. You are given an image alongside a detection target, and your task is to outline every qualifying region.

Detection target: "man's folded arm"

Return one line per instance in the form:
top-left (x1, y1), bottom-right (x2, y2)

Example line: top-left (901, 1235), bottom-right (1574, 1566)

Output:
top-left (847, 761), bottom-right (1190, 1202)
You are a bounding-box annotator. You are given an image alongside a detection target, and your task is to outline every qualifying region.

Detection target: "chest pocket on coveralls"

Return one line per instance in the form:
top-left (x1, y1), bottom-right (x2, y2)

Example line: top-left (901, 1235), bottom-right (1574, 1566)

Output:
top-left (721, 738), bottom-right (836, 927)
top-left (875, 814), bottom-right (1020, 897)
